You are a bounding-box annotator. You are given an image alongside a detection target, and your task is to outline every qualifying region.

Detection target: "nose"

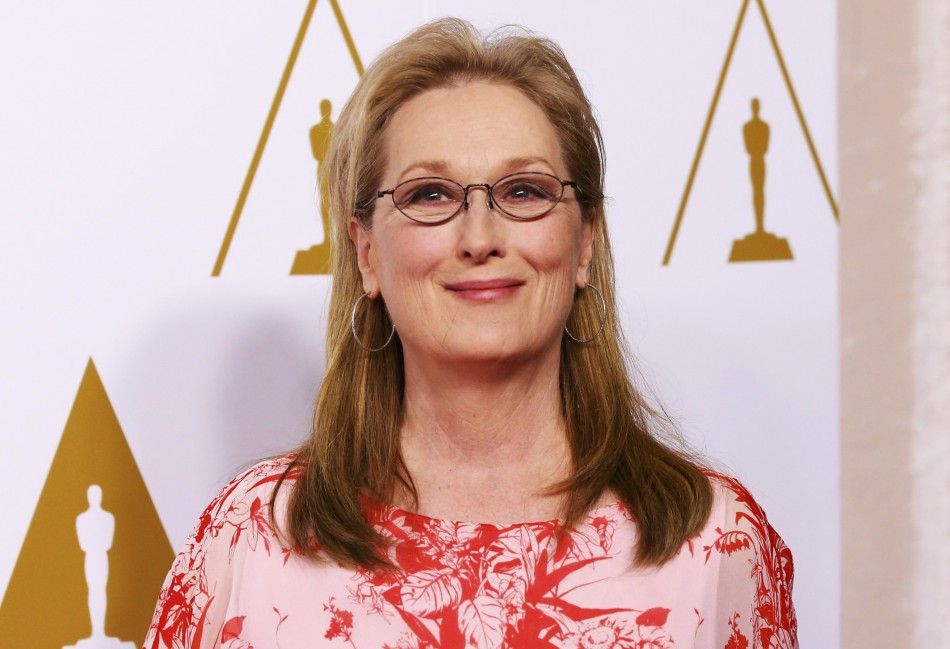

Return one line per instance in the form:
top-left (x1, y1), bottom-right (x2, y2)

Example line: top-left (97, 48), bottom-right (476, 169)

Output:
top-left (456, 185), bottom-right (504, 262)
top-left (462, 183), bottom-right (493, 212)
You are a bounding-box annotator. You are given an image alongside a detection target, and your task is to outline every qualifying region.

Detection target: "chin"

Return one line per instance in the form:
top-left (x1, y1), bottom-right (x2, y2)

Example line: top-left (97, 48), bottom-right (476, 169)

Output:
top-left (434, 332), bottom-right (544, 363)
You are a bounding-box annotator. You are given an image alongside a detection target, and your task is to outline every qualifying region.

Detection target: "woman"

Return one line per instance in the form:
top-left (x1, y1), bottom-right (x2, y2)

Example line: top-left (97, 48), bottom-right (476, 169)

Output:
top-left (144, 18), bottom-right (798, 649)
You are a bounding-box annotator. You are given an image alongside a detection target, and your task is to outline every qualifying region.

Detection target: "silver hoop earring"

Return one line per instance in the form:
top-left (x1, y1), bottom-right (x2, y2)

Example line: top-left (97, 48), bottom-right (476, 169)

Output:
top-left (350, 291), bottom-right (396, 352)
top-left (564, 283), bottom-right (607, 344)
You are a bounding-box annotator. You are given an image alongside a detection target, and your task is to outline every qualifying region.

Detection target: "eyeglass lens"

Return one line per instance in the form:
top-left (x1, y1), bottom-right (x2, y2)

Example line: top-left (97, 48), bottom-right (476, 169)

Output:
top-left (392, 172), bottom-right (564, 222)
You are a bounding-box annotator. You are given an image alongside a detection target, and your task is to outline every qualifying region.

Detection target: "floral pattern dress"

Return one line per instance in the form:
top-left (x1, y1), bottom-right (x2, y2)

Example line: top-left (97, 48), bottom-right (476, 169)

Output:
top-left (143, 455), bottom-right (798, 649)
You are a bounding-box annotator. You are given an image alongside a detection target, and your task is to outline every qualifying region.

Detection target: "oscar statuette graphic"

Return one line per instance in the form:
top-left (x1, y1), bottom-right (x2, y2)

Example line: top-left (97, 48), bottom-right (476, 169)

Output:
top-left (291, 98), bottom-right (334, 275)
top-left (63, 486), bottom-right (135, 649)
top-left (728, 97), bottom-right (793, 262)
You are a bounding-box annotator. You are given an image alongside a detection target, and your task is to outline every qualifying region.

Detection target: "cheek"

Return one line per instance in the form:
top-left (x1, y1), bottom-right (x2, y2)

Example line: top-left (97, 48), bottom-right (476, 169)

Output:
top-left (523, 220), bottom-right (583, 282)
top-left (516, 221), bottom-right (585, 327)
top-left (372, 227), bottom-right (446, 310)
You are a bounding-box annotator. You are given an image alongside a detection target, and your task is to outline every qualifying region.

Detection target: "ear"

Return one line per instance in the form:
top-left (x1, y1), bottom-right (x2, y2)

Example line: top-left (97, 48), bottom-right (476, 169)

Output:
top-left (575, 218), bottom-right (595, 288)
top-left (348, 217), bottom-right (380, 297)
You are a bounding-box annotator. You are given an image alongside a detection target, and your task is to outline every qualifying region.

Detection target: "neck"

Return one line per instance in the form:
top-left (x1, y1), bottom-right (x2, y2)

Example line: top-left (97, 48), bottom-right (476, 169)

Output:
top-left (397, 343), bottom-right (572, 522)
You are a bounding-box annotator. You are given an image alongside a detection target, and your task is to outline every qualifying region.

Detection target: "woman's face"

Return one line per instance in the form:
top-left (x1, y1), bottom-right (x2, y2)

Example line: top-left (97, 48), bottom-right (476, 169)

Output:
top-left (350, 80), bottom-right (594, 364)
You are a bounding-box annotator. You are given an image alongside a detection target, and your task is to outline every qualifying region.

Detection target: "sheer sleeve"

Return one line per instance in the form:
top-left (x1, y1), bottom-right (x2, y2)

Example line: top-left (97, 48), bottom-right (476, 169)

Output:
top-left (707, 474), bottom-right (799, 649)
top-left (141, 463), bottom-right (277, 649)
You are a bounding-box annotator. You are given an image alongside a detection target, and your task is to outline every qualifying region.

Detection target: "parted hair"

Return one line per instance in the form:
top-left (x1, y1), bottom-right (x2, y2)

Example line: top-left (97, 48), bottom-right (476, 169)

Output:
top-left (271, 17), bottom-right (712, 569)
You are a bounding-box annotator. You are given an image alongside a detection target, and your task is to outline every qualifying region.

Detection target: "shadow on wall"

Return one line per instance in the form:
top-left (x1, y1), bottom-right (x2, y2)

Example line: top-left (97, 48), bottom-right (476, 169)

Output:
top-left (115, 287), bottom-right (325, 506)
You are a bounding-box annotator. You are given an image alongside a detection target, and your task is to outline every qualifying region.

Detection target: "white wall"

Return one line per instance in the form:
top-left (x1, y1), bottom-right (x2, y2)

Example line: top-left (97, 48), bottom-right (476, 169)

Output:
top-left (0, 2), bottom-right (838, 646)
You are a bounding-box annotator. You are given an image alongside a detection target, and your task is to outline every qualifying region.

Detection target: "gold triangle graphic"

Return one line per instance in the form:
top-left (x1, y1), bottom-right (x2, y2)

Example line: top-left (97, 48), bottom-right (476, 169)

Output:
top-left (211, 0), bottom-right (364, 277)
top-left (0, 358), bottom-right (174, 648)
top-left (662, 0), bottom-right (838, 266)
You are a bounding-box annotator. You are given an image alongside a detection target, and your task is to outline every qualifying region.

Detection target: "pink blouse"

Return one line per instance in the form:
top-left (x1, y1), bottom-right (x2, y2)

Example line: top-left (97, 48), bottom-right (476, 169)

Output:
top-left (143, 455), bottom-right (798, 649)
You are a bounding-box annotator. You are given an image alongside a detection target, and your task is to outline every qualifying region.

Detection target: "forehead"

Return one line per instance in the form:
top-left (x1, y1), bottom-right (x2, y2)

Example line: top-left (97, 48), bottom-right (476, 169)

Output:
top-left (382, 80), bottom-right (565, 182)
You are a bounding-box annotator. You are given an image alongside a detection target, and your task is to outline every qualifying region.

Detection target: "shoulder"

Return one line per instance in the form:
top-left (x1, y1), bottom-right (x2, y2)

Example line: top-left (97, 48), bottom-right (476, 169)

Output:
top-left (699, 470), bottom-right (792, 562)
top-left (218, 453), bottom-right (300, 503)
top-left (198, 454), bottom-right (300, 525)
top-left (702, 470), bottom-right (771, 531)
top-left (191, 454), bottom-right (302, 550)
top-left (143, 454), bottom-right (303, 648)
top-left (698, 470), bottom-right (799, 647)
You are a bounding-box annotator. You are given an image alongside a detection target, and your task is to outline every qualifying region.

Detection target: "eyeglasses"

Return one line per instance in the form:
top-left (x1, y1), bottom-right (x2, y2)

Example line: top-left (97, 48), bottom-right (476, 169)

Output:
top-left (373, 171), bottom-right (578, 224)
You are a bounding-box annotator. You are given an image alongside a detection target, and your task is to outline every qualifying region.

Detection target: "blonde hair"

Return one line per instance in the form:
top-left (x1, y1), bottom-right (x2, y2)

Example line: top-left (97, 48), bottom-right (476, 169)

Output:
top-left (272, 17), bottom-right (712, 568)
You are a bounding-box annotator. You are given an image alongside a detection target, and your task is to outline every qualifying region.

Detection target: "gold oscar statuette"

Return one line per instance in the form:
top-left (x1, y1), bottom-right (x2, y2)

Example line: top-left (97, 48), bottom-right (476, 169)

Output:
top-left (291, 98), bottom-right (335, 275)
top-left (729, 97), bottom-right (794, 262)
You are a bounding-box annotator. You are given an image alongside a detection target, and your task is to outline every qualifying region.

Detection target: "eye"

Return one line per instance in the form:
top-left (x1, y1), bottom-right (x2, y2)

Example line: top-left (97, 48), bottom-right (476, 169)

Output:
top-left (502, 182), bottom-right (550, 201)
top-left (496, 175), bottom-right (560, 204)
top-left (409, 184), bottom-right (451, 204)
top-left (394, 179), bottom-right (462, 209)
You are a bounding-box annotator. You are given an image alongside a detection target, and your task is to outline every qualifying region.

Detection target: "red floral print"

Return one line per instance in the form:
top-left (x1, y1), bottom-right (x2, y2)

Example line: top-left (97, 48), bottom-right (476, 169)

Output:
top-left (324, 597), bottom-right (357, 647)
top-left (142, 456), bottom-right (798, 649)
top-left (703, 473), bottom-right (798, 649)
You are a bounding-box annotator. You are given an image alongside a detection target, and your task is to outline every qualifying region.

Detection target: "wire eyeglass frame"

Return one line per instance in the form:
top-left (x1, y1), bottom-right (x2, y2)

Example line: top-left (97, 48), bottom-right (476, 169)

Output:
top-left (373, 171), bottom-right (578, 225)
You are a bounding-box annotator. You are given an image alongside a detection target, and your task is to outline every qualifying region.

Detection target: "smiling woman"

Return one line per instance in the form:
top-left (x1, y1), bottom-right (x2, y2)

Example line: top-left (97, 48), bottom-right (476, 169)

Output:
top-left (351, 80), bottom-right (592, 366)
top-left (144, 17), bottom-right (798, 649)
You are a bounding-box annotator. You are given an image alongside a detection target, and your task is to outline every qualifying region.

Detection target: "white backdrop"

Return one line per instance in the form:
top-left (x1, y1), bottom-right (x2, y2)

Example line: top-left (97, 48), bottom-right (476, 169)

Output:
top-left (0, 1), bottom-right (837, 646)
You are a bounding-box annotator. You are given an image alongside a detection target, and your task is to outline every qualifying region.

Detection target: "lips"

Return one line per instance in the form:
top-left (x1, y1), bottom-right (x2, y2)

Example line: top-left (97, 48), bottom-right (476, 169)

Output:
top-left (444, 278), bottom-right (525, 291)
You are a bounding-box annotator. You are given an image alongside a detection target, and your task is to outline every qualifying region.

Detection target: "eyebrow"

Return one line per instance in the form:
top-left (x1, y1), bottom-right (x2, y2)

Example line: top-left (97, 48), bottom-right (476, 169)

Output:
top-left (396, 156), bottom-right (557, 183)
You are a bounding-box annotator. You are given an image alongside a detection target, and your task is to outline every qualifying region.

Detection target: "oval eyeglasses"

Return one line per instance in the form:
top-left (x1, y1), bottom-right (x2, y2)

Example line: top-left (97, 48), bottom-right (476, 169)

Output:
top-left (373, 171), bottom-right (578, 224)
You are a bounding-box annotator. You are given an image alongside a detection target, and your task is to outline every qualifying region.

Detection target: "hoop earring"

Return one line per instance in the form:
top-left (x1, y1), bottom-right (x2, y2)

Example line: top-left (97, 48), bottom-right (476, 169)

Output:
top-left (564, 283), bottom-right (607, 344)
top-left (350, 291), bottom-right (396, 352)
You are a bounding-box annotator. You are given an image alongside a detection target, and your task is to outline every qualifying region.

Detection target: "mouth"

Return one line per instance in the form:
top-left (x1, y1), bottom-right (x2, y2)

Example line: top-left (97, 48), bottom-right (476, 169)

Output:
top-left (443, 278), bottom-right (525, 302)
